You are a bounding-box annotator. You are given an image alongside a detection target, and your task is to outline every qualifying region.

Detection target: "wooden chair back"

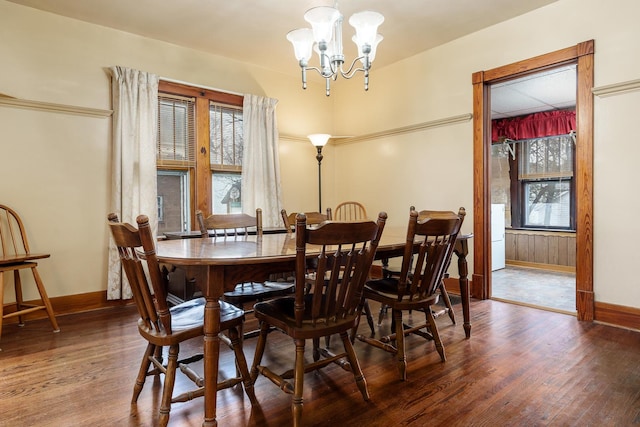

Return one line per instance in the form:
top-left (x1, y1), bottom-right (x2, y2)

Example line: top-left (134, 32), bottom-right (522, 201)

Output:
top-left (0, 205), bottom-right (59, 341)
top-left (294, 212), bottom-right (386, 328)
top-left (395, 208), bottom-right (465, 300)
top-left (196, 209), bottom-right (262, 238)
top-left (0, 204), bottom-right (32, 257)
top-left (107, 213), bottom-right (173, 334)
top-left (333, 201), bottom-right (368, 221)
top-left (280, 209), bottom-right (330, 233)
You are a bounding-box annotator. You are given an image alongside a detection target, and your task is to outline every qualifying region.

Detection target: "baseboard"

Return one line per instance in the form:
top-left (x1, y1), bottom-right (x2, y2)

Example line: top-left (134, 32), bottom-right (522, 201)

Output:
top-left (2, 291), bottom-right (133, 325)
top-left (594, 301), bottom-right (640, 331)
top-left (443, 277), bottom-right (471, 297)
top-left (6, 285), bottom-right (638, 333)
top-left (506, 260), bottom-right (576, 273)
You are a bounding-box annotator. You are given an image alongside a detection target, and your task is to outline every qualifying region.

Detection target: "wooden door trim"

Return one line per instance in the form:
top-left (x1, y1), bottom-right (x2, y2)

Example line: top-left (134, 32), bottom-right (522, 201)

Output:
top-left (472, 40), bottom-right (594, 321)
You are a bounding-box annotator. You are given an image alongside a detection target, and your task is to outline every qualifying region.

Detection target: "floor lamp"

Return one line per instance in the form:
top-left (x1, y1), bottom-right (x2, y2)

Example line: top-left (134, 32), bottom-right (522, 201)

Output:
top-left (308, 134), bottom-right (330, 212)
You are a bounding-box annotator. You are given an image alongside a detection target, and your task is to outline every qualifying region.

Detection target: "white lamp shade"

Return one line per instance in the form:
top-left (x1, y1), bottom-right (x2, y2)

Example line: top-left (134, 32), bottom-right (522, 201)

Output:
top-left (308, 133), bottom-right (331, 147)
top-left (353, 34), bottom-right (383, 63)
top-left (287, 28), bottom-right (314, 62)
top-left (348, 11), bottom-right (384, 47)
top-left (304, 6), bottom-right (341, 44)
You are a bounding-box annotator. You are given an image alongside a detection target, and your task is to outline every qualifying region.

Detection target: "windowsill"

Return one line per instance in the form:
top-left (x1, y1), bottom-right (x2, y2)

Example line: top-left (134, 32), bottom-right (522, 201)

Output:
top-left (506, 227), bottom-right (576, 236)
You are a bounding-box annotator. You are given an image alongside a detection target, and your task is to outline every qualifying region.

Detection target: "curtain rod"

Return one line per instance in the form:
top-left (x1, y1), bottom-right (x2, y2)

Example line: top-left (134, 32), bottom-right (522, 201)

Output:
top-left (498, 131), bottom-right (576, 160)
top-left (159, 76), bottom-right (244, 97)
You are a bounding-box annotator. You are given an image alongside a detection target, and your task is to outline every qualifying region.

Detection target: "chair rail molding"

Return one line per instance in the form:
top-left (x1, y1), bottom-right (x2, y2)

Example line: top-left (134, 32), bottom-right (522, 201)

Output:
top-left (592, 78), bottom-right (640, 97)
top-left (0, 95), bottom-right (113, 118)
top-left (337, 113), bottom-right (473, 145)
top-left (280, 113), bottom-right (473, 145)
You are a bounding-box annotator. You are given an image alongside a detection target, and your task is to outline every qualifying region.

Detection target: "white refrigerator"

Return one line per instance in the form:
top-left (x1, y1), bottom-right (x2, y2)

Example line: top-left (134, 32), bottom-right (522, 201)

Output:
top-left (491, 204), bottom-right (506, 271)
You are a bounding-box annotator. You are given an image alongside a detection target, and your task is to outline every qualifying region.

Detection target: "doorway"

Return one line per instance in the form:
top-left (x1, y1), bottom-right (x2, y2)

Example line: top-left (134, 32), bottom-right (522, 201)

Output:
top-left (489, 65), bottom-right (577, 314)
top-left (471, 40), bottom-right (595, 321)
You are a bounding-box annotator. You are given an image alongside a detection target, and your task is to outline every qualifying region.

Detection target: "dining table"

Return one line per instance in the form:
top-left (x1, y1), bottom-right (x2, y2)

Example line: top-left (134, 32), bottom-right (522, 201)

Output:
top-left (155, 225), bottom-right (472, 426)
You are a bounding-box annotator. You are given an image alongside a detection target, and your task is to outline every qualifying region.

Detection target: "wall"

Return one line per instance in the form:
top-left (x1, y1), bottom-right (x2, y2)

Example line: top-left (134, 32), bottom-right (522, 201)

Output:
top-left (330, 0), bottom-right (640, 309)
top-left (2, 0), bottom-right (640, 314)
top-left (0, 0), bottom-right (333, 301)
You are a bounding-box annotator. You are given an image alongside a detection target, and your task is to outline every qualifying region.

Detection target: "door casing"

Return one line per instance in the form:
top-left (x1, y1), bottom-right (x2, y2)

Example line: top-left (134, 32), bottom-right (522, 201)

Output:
top-left (471, 40), bottom-right (594, 321)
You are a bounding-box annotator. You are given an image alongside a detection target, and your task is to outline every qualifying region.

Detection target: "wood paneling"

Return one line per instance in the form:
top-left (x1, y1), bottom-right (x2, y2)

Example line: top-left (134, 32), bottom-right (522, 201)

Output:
top-left (505, 230), bottom-right (576, 268)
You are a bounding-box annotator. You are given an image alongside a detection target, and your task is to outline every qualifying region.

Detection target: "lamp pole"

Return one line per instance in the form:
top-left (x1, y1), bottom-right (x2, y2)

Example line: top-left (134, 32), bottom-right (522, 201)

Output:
top-left (308, 134), bottom-right (331, 213)
top-left (315, 145), bottom-right (324, 212)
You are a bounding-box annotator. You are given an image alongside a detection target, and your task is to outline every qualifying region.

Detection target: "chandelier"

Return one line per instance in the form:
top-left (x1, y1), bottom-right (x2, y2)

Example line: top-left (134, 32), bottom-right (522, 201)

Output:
top-left (286, 5), bottom-right (384, 96)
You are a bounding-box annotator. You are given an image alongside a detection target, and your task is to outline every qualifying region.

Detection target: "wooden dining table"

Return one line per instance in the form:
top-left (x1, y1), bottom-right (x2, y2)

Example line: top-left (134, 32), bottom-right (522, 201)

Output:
top-left (155, 226), bottom-right (472, 426)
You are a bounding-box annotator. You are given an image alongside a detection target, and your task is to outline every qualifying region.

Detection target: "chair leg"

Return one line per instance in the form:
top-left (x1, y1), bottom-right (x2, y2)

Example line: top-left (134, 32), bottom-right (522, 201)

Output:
top-left (292, 338), bottom-right (305, 427)
top-left (0, 272), bottom-right (5, 347)
top-left (362, 300), bottom-right (375, 335)
top-left (340, 332), bottom-right (370, 401)
top-left (393, 309), bottom-right (407, 381)
top-left (31, 266), bottom-right (60, 332)
top-left (313, 337), bottom-right (321, 361)
top-left (14, 270), bottom-right (24, 326)
top-left (158, 344), bottom-right (179, 427)
top-left (378, 304), bottom-right (389, 326)
top-left (250, 321), bottom-right (270, 382)
top-left (425, 309), bottom-right (446, 362)
top-left (227, 326), bottom-right (258, 405)
top-left (132, 343), bottom-right (156, 403)
top-left (439, 282), bottom-right (456, 324)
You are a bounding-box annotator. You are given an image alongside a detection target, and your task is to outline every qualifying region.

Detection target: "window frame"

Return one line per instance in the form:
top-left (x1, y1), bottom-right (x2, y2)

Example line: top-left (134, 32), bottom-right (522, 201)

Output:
top-left (157, 80), bottom-right (243, 229)
top-left (509, 135), bottom-right (576, 231)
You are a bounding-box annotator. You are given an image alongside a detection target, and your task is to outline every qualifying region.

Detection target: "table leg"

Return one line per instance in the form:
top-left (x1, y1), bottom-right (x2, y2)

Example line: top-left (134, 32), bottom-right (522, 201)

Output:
top-left (455, 238), bottom-right (471, 338)
top-left (202, 297), bottom-right (221, 426)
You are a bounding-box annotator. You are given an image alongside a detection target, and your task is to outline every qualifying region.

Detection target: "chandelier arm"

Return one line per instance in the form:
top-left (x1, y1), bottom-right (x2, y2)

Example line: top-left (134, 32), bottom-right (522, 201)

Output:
top-left (304, 66), bottom-right (328, 77)
top-left (338, 56), bottom-right (369, 79)
top-left (301, 66), bottom-right (336, 96)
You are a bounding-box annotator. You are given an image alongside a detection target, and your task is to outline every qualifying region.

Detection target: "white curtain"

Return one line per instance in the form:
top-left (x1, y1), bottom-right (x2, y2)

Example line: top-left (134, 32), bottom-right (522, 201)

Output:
top-left (241, 94), bottom-right (283, 227)
top-left (107, 66), bottom-right (159, 300)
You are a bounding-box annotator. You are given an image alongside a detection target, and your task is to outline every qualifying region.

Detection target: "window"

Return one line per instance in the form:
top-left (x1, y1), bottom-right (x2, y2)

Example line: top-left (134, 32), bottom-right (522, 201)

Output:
top-left (512, 134), bottom-right (575, 230)
top-left (210, 104), bottom-right (243, 214)
top-left (156, 81), bottom-right (243, 233)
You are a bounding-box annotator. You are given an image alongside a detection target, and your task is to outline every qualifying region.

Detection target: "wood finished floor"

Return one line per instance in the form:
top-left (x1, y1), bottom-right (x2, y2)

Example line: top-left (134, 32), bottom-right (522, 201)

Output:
top-left (2, 298), bottom-right (640, 426)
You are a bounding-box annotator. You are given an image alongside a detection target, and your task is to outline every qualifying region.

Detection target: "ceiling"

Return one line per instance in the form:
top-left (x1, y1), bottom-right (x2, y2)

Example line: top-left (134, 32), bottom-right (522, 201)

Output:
top-left (491, 64), bottom-right (576, 119)
top-left (7, 0), bottom-right (575, 118)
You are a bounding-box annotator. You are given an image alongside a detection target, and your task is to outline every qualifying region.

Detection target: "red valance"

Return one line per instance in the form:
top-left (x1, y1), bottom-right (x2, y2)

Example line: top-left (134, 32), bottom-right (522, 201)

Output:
top-left (491, 109), bottom-right (575, 142)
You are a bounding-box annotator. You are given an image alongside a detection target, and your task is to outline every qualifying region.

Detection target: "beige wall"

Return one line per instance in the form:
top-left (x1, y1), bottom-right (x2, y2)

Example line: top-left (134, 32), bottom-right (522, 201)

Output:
top-left (331, 0), bottom-right (640, 308)
top-left (0, 1), bottom-right (331, 301)
top-left (2, 0), bottom-right (640, 311)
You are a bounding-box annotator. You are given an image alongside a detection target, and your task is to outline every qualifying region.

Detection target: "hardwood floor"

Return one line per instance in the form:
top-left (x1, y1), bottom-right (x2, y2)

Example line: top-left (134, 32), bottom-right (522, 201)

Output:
top-left (2, 298), bottom-right (640, 426)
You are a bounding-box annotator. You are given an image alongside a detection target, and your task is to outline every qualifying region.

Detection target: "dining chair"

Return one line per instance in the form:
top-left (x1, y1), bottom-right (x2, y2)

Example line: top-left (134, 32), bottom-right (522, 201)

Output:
top-left (282, 208), bottom-right (377, 342)
top-left (357, 208), bottom-right (465, 381)
top-left (108, 213), bottom-right (256, 427)
top-left (414, 208), bottom-right (464, 323)
top-left (250, 212), bottom-right (387, 427)
top-left (378, 206), bottom-right (457, 325)
top-left (333, 201), bottom-right (368, 221)
top-left (280, 208), bottom-right (331, 233)
top-left (0, 204), bottom-right (59, 347)
top-left (196, 209), bottom-right (295, 337)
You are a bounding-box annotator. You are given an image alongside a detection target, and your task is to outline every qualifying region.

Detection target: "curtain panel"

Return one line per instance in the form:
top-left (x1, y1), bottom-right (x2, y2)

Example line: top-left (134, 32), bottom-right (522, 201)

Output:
top-left (241, 94), bottom-right (283, 228)
top-left (107, 66), bottom-right (159, 300)
top-left (491, 109), bottom-right (576, 142)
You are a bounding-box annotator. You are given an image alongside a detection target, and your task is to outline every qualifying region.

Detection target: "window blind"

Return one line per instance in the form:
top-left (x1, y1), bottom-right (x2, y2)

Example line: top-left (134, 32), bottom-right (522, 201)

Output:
top-left (157, 93), bottom-right (196, 167)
